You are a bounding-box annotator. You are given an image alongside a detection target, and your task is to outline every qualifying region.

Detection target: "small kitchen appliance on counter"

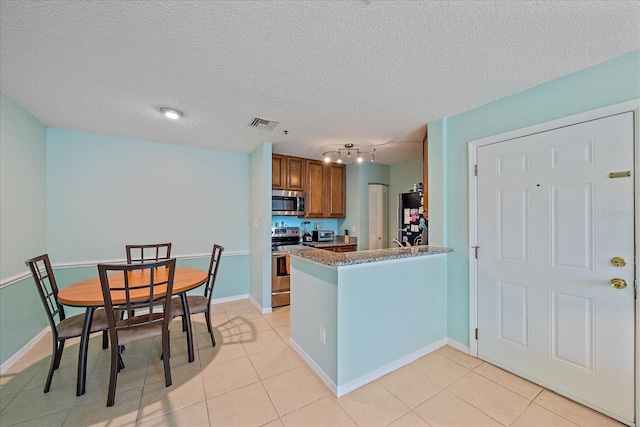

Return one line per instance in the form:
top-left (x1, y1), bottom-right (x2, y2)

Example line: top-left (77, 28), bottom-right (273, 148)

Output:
top-left (301, 221), bottom-right (313, 242)
top-left (271, 226), bottom-right (300, 308)
top-left (312, 230), bottom-right (335, 242)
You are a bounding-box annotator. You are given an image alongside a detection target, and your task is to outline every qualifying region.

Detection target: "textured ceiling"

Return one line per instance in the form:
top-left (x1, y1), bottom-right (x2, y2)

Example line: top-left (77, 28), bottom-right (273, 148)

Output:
top-left (1, 1), bottom-right (639, 165)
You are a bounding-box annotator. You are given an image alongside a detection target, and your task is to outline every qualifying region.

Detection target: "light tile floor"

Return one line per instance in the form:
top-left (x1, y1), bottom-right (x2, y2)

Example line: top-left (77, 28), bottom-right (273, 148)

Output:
top-left (0, 298), bottom-right (626, 426)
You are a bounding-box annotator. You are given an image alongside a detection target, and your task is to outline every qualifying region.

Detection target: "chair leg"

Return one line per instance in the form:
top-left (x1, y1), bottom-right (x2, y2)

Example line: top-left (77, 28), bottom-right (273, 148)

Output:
top-left (52, 339), bottom-right (65, 369)
top-left (162, 331), bottom-right (172, 388)
top-left (181, 314), bottom-right (187, 332)
top-left (43, 338), bottom-right (62, 393)
top-left (102, 330), bottom-right (109, 349)
top-left (106, 343), bottom-right (120, 407)
top-left (117, 353), bottom-right (125, 372)
top-left (204, 311), bottom-right (216, 347)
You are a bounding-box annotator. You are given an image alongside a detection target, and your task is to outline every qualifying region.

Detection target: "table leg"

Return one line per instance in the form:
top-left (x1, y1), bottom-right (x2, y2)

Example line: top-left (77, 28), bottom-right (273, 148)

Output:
top-left (179, 293), bottom-right (194, 363)
top-left (76, 306), bottom-right (95, 396)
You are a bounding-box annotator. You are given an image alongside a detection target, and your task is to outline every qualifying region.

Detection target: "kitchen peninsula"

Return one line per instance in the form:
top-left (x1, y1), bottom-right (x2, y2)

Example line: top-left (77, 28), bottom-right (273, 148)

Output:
top-left (283, 244), bottom-right (452, 397)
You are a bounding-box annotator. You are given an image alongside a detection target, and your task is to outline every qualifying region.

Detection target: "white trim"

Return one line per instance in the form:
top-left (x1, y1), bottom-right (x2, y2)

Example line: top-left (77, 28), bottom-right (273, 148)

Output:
top-left (334, 338), bottom-right (447, 397)
top-left (447, 338), bottom-right (470, 354)
top-left (634, 101), bottom-right (640, 427)
top-left (290, 337), bottom-right (447, 398)
top-left (1, 296), bottom-right (248, 373)
top-left (468, 141), bottom-right (479, 357)
top-left (0, 272), bottom-right (32, 289)
top-left (468, 98), bottom-right (640, 426)
top-left (0, 250), bottom-right (250, 289)
top-left (210, 294), bottom-right (250, 306)
top-left (289, 338), bottom-right (338, 396)
top-left (0, 327), bottom-right (49, 374)
top-left (248, 294), bottom-right (272, 314)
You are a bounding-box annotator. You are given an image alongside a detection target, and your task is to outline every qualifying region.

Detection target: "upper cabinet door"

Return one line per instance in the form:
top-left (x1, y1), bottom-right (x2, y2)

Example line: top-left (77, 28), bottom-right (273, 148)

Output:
top-left (272, 154), bottom-right (286, 190)
top-left (326, 163), bottom-right (346, 218)
top-left (286, 157), bottom-right (305, 191)
top-left (305, 160), bottom-right (326, 218)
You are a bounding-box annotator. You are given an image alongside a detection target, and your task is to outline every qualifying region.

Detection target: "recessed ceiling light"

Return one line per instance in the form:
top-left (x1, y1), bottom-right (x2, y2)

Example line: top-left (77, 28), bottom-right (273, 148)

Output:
top-left (159, 107), bottom-right (183, 120)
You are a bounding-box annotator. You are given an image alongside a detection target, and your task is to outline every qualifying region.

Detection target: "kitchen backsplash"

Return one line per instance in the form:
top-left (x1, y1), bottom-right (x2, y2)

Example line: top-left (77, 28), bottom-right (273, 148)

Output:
top-left (272, 216), bottom-right (339, 231)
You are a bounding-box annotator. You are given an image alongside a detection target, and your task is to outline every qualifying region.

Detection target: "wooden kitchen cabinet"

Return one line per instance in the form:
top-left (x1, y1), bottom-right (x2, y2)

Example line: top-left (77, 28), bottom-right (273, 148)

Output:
top-left (286, 156), bottom-right (305, 191)
top-left (322, 245), bottom-right (357, 253)
top-left (272, 154), bottom-right (286, 190)
top-left (326, 163), bottom-right (346, 218)
top-left (304, 160), bottom-right (346, 218)
top-left (272, 154), bottom-right (305, 191)
top-left (305, 160), bottom-right (326, 217)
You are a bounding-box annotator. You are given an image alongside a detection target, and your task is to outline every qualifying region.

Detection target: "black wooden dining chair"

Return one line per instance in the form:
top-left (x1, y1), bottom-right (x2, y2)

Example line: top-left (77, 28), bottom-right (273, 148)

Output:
top-left (171, 244), bottom-right (224, 347)
top-left (97, 258), bottom-right (176, 407)
top-left (25, 254), bottom-right (109, 393)
top-left (125, 243), bottom-right (172, 263)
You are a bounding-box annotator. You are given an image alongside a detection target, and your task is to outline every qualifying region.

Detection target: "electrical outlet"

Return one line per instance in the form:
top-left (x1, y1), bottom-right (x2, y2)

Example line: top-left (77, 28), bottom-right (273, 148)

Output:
top-left (351, 225), bottom-right (356, 234)
top-left (318, 326), bottom-right (326, 345)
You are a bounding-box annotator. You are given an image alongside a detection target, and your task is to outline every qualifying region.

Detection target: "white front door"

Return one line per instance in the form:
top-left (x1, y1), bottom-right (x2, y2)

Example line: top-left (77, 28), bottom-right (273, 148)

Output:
top-left (476, 112), bottom-right (635, 424)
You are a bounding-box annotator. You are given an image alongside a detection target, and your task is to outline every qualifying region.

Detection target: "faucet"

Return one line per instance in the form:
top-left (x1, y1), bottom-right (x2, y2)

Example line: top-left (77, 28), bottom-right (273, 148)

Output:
top-left (392, 238), bottom-right (404, 247)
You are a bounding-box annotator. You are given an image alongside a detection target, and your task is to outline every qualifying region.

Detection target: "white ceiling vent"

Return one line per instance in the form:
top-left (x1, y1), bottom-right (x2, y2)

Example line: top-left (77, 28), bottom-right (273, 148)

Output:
top-left (248, 117), bottom-right (279, 131)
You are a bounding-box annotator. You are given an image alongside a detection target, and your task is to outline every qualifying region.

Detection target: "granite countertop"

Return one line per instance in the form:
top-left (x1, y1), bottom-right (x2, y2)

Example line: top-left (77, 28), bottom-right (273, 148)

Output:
top-left (283, 244), bottom-right (453, 267)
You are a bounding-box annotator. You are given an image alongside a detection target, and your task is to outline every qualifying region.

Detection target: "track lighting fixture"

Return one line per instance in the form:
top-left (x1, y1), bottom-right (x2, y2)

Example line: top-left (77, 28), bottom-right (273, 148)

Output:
top-left (322, 144), bottom-right (376, 164)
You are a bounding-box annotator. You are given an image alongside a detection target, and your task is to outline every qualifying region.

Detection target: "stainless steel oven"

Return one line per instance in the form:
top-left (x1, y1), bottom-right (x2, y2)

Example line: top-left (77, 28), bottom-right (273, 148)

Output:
top-left (271, 251), bottom-right (290, 308)
top-left (271, 227), bottom-right (299, 308)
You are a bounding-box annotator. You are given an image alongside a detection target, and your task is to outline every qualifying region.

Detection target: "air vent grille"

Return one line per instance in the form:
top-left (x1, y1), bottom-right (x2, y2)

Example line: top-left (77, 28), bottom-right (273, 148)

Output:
top-left (248, 117), bottom-right (279, 131)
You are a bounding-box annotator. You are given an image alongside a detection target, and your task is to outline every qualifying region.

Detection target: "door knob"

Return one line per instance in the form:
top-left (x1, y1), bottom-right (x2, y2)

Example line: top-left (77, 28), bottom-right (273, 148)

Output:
top-left (610, 278), bottom-right (627, 289)
top-left (611, 257), bottom-right (627, 267)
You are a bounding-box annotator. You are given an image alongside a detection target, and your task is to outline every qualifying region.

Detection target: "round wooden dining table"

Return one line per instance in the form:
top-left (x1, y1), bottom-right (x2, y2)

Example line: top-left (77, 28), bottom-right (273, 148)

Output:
top-left (58, 267), bottom-right (208, 396)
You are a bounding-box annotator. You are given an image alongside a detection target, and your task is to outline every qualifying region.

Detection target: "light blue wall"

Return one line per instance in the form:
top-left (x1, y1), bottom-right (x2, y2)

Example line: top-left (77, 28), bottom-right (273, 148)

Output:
top-left (388, 158), bottom-right (423, 246)
top-left (338, 255), bottom-right (447, 385)
top-left (0, 111), bottom-right (253, 365)
top-left (290, 257), bottom-right (339, 382)
top-left (249, 142), bottom-right (273, 310)
top-left (46, 128), bottom-right (250, 261)
top-left (290, 254), bottom-right (447, 389)
top-left (0, 93), bottom-right (49, 364)
top-left (0, 94), bottom-right (48, 279)
top-left (431, 49), bottom-right (640, 346)
top-left (427, 120), bottom-right (446, 246)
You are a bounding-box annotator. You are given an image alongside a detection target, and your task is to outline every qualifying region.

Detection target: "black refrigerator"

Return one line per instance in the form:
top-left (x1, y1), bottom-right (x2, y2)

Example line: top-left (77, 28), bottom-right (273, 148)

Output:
top-left (397, 192), bottom-right (428, 246)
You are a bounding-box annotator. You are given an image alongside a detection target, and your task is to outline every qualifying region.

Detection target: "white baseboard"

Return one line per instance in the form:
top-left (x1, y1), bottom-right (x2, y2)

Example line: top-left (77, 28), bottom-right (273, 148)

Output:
top-left (335, 338), bottom-right (447, 397)
top-left (447, 338), bottom-right (470, 354)
top-left (211, 294), bottom-right (250, 306)
top-left (247, 294), bottom-right (272, 314)
top-left (1, 327), bottom-right (49, 374)
top-left (289, 337), bottom-right (447, 398)
top-left (289, 338), bottom-right (338, 396)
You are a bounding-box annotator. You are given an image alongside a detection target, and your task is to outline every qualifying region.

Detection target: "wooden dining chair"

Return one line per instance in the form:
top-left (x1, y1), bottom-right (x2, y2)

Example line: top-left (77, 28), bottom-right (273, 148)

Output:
top-left (97, 258), bottom-right (176, 407)
top-left (125, 243), bottom-right (172, 264)
top-left (25, 254), bottom-right (109, 393)
top-left (171, 244), bottom-right (224, 347)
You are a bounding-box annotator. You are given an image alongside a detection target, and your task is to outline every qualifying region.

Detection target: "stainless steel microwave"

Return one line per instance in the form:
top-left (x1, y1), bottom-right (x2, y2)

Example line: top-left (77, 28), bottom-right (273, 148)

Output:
top-left (272, 190), bottom-right (305, 216)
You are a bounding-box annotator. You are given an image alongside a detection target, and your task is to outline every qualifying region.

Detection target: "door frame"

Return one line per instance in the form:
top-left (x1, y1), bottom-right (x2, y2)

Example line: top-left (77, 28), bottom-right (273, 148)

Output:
top-left (468, 99), bottom-right (640, 424)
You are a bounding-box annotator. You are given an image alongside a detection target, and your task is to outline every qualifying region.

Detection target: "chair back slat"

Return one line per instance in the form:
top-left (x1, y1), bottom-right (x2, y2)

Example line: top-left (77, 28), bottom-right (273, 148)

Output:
top-left (98, 259), bottom-right (176, 333)
top-left (25, 254), bottom-right (66, 330)
top-left (204, 245), bottom-right (224, 302)
top-left (125, 243), bottom-right (172, 264)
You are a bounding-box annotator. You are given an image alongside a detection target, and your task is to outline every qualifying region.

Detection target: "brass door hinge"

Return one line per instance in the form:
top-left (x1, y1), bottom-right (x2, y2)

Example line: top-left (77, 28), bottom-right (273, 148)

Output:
top-left (472, 246), bottom-right (479, 259)
top-left (475, 328), bottom-right (478, 340)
